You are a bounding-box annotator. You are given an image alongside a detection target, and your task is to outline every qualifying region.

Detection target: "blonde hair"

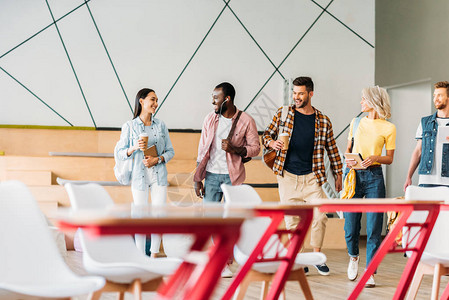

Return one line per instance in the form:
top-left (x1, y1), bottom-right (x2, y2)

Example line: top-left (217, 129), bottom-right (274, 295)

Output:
top-left (361, 86), bottom-right (391, 119)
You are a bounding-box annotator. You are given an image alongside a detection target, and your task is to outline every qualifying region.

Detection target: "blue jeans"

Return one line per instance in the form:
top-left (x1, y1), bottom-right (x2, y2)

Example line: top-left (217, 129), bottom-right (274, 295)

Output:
top-left (343, 166), bottom-right (385, 268)
top-left (204, 172), bottom-right (232, 202)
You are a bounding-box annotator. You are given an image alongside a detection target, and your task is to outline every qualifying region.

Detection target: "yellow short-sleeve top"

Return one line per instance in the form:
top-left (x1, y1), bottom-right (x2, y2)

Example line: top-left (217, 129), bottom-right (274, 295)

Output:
top-left (348, 116), bottom-right (396, 165)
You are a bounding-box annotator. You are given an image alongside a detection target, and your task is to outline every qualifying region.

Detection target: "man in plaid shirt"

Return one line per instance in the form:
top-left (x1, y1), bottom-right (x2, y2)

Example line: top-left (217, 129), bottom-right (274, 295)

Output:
top-left (262, 76), bottom-right (343, 275)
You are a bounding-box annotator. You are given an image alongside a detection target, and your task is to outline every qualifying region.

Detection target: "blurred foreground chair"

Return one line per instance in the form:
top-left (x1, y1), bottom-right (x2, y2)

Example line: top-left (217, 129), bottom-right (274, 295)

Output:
top-left (221, 184), bottom-right (326, 300)
top-left (64, 183), bottom-right (181, 300)
top-left (0, 181), bottom-right (105, 299)
top-left (404, 185), bottom-right (449, 300)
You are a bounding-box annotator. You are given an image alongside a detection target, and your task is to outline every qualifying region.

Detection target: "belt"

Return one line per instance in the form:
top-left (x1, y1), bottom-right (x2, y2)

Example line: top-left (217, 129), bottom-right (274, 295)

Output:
top-left (355, 165), bottom-right (381, 170)
top-left (367, 165), bottom-right (381, 169)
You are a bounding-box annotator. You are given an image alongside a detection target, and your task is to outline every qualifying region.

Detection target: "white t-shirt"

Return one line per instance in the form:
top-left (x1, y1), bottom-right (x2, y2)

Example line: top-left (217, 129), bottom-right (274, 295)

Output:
top-left (206, 116), bottom-right (232, 174)
top-left (416, 117), bottom-right (449, 185)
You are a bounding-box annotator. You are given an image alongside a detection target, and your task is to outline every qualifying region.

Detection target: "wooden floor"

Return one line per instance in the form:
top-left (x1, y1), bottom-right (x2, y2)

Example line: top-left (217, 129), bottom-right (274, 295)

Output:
top-left (65, 240), bottom-right (449, 300)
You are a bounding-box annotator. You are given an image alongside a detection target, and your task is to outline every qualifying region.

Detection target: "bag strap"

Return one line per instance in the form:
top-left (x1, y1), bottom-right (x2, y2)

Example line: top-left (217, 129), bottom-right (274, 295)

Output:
top-left (280, 105), bottom-right (289, 122)
top-left (350, 117), bottom-right (362, 152)
top-left (226, 111), bottom-right (243, 140)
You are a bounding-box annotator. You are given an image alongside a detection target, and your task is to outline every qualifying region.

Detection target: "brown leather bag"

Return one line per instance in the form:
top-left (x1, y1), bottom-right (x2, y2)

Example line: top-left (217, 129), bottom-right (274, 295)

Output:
top-left (262, 149), bottom-right (276, 169)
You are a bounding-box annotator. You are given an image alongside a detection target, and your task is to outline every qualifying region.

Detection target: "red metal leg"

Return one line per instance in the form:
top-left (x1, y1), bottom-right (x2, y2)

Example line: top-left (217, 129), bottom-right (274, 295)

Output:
top-left (265, 210), bottom-right (314, 300)
top-left (348, 208), bottom-right (413, 299)
top-left (347, 205), bottom-right (440, 300)
top-left (185, 230), bottom-right (240, 299)
top-left (221, 212), bottom-right (285, 300)
top-left (392, 206), bottom-right (439, 300)
top-left (158, 226), bottom-right (241, 300)
top-left (157, 234), bottom-right (210, 299)
top-left (440, 281), bottom-right (449, 300)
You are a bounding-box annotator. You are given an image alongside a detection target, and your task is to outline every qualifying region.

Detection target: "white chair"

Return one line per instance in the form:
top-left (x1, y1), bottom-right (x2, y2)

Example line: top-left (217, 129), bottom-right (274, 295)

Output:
top-left (403, 185), bottom-right (449, 300)
top-left (64, 183), bottom-right (181, 300)
top-left (221, 184), bottom-right (326, 300)
top-left (0, 181), bottom-right (105, 299)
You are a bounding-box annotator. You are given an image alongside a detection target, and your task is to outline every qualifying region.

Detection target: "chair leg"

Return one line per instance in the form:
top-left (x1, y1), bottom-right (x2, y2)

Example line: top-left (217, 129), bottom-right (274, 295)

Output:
top-left (296, 268), bottom-right (313, 300)
top-left (280, 288), bottom-right (286, 300)
top-left (116, 292), bottom-right (124, 300)
top-left (406, 262), bottom-right (426, 300)
top-left (431, 264), bottom-right (443, 300)
top-left (260, 281), bottom-right (269, 300)
top-left (234, 274), bottom-right (253, 300)
top-left (87, 290), bottom-right (103, 300)
top-left (131, 279), bottom-right (142, 300)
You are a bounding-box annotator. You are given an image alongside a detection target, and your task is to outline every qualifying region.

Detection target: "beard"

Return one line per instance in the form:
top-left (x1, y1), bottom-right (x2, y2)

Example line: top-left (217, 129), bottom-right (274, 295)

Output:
top-left (215, 102), bottom-right (228, 115)
top-left (295, 95), bottom-right (310, 109)
top-left (435, 101), bottom-right (447, 110)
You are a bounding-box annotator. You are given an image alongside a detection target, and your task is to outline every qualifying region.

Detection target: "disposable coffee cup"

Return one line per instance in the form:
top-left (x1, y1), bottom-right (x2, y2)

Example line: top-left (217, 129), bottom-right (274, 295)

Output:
top-left (279, 133), bottom-right (289, 151)
top-left (139, 133), bottom-right (149, 150)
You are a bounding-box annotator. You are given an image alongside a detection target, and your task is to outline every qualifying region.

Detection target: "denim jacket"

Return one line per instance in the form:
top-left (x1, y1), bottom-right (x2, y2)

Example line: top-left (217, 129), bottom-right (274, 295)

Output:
top-left (418, 112), bottom-right (449, 177)
top-left (114, 117), bottom-right (175, 190)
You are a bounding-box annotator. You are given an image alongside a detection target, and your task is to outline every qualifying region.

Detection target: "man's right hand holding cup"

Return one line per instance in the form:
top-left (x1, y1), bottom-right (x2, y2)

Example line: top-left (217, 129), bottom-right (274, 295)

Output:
top-left (269, 133), bottom-right (289, 151)
top-left (269, 140), bottom-right (284, 151)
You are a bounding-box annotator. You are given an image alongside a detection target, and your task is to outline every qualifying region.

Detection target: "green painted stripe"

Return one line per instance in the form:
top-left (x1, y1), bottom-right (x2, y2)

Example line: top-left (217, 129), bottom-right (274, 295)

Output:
top-left (0, 1), bottom-right (91, 60)
top-left (155, 0), bottom-right (230, 116)
top-left (45, 0), bottom-right (97, 128)
top-left (0, 66), bottom-right (73, 126)
top-left (244, 0), bottom-right (333, 112)
top-left (84, 0), bottom-right (133, 113)
top-left (310, 0), bottom-right (374, 48)
top-left (244, 70), bottom-right (278, 111)
top-left (277, 0), bottom-right (333, 70)
top-left (224, 1), bottom-right (285, 80)
top-left (334, 111), bottom-right (363, 140)
top-left (0, 125), bottom-right (95, 130)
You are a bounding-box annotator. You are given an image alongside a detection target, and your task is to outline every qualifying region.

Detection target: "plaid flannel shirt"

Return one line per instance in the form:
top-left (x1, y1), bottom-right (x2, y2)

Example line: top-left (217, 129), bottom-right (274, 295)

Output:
top-left (262, 105), bottom-right (343, 186)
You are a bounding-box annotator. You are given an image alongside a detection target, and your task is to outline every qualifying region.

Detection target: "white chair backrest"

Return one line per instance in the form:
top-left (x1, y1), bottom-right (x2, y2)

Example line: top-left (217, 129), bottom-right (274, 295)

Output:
top-left (65, 182), bottom-right (114, 210)
top-left (64, 183), bottom-right (150, 266)
top-left (0, 181), bottom-right (74, 283)
top-left (221, 184), bottom-right (282, 259)
top-left (222, 184), bottom-right (263, 206)
top-left (404, 185), bottom-right (449, 254)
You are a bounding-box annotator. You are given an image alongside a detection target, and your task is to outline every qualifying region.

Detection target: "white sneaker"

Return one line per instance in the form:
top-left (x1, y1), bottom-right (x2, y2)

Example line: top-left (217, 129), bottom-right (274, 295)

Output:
top-left (347, 257), bottom-right (359, 281)
top-left (365, 275), bottom-right (375, 288)
top-left (221, 265), bottom-right (233, 278)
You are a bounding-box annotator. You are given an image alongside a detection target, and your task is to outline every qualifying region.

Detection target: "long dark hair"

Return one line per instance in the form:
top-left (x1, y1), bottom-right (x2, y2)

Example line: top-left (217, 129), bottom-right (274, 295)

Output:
top-left (133, 88), bottom-right (155, 119)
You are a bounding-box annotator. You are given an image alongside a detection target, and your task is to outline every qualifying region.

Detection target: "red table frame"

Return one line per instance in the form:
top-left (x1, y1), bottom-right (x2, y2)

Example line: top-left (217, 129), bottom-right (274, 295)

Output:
top-left (222, 205), bottom-right (315, 300)
top-left (319, 200), bottom-right (441, 300)
top-left (57, 216), bottom-right (245, 300)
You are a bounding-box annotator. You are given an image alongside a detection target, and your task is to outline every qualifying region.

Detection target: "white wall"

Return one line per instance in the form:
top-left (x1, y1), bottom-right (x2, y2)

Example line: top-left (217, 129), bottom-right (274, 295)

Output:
top-left (0, 0), bottom-right (374, 139)
top-left (386, 81), bottom-right (433, 197)
top-left (375, 0), bottom-right (449, 88)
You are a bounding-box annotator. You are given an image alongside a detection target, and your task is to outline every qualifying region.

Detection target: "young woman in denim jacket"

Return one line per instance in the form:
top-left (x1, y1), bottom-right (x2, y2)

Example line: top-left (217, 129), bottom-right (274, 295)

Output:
top-left (115, 88), bottom-right (175, 256)
top-left (343, 86), bottom-right (396, 287)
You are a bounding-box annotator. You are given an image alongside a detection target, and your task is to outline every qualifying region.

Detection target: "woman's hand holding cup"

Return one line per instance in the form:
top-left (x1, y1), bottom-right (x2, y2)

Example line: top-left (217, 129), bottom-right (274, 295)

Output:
top-left (138, 133), bottom-right (149, 151)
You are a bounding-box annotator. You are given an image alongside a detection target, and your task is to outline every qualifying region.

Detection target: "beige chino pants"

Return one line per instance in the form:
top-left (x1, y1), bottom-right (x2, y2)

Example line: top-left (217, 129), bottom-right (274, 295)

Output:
top-left (277, 170), bottom-right (328, 249)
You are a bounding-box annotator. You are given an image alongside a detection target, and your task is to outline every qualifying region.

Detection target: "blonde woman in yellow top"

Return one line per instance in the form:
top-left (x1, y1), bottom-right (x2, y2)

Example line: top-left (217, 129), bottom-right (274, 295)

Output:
top-left (343, 86), bottom-right (396, 287)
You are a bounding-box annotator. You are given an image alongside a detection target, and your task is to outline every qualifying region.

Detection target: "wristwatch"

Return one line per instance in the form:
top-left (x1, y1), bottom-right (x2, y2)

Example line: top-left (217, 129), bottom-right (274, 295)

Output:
top-left (157, 156), bottom-right (162, 164)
